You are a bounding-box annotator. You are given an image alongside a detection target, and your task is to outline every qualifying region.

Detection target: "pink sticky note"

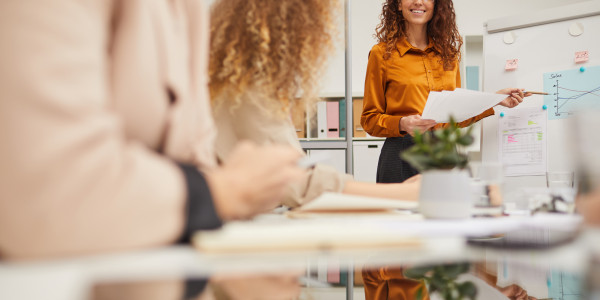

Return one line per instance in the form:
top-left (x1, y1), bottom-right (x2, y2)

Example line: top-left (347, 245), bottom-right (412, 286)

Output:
top-left (575, 51), bottom-right (589, 63)
top-left (505, 59), bottom-right (518, 70)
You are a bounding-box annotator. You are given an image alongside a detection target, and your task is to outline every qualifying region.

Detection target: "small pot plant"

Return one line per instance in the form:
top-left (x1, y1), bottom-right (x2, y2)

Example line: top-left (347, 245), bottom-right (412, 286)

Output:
top-left (400, 117), bottom-right (474, 172)
top-left (404, 262), bottom-right (477, 300)
top-left (401, 117), bottom-right (476, 219)
top-left (401, 119), bottom-right (478, 299)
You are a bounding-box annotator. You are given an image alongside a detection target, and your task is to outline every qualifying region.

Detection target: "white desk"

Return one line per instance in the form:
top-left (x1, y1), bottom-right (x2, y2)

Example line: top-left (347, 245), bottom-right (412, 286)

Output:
top-left (1, 223), bottom-right (599, 300)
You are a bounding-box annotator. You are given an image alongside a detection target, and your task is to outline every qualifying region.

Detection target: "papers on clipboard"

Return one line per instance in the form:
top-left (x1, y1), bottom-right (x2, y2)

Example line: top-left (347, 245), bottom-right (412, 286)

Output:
top-left (422, 88), bottom-right (506, 123)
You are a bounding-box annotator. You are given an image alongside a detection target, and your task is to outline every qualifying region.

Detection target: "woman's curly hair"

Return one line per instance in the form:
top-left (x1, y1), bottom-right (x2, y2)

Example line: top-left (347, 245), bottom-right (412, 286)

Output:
top-left (209, 0), bottom-right (339, 113)
top-left (375, 0), bottom-right (462, 70)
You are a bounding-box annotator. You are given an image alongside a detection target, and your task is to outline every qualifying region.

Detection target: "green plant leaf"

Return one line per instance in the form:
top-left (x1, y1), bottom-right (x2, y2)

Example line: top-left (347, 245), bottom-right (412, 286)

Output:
top-left (401, 115), bottom-right (474, 171)
top-left (416, 285), bottom-right (424, 300)
top-left (456, 134), bottom-right (474, 146)
top-left (401, 152), bottom-right (431, 172)
top-left (458, 281), bottom-right (477, 300)
top-left (404, 265), bottom-right (434, 279)
top-left (441, 263), bottom-right (470, 279)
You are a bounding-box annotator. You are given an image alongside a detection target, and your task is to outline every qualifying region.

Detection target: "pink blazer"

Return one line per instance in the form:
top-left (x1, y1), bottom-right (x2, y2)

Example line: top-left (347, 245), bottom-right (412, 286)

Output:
top-left (0, 0), bottom-right (217, 259)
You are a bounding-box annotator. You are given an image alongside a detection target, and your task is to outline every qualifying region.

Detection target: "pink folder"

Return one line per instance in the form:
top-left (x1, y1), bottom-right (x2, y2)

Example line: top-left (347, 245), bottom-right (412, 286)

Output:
top-left (326, 101), bottom-right (339, 138)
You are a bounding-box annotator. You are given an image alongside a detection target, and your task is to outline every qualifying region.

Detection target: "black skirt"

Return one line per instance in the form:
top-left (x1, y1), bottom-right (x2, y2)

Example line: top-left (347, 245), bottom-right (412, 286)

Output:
top-left (376, 135), bottom-right (419, 183)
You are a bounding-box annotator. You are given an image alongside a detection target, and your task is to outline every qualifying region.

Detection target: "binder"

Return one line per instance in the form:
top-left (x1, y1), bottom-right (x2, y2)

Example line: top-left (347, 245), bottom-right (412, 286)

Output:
top-left (353, 98), bottom-right (366, 138)
top-left (339, 99), bottom-right (347, 138)
top-left (326, 101), bottom-right (339, 138)
top-left (317, 101), bottom-right (327, 139)
top-left (291, 100), bottom-right (306, 138)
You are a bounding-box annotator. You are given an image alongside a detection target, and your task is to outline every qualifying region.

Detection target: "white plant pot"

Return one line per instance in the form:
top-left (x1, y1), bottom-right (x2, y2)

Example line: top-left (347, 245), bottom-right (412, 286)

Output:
top-left (419, 169), bottom-right (474, 219)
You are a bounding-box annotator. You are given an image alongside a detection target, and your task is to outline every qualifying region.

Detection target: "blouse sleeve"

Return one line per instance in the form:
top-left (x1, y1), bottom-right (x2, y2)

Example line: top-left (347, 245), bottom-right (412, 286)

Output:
top-left (361, 45), bottom-right (403, 137)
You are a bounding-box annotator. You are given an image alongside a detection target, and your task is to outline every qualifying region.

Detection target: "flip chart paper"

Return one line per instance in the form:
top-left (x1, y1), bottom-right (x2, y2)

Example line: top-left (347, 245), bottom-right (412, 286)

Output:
top-left (498, 107), bottom-right (547, 176)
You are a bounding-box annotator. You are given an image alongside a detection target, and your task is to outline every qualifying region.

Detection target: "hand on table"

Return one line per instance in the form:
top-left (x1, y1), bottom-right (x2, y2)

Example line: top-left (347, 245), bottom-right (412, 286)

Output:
top-left (206, 141), bottom-right (304, 220)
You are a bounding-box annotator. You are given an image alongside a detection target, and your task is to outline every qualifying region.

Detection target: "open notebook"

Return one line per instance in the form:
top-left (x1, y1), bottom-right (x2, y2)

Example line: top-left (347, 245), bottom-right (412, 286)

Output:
top-left (192, 218), bottom-right (422, 253)
top-left (293, 192), bottom-right (418, 212)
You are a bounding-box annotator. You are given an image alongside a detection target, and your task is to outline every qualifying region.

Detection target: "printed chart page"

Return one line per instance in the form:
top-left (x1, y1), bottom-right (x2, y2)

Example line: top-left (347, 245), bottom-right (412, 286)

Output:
top-left (498, 107), bottom-right (547, 176)
top-left (544, 66), bottom-right (600, 120)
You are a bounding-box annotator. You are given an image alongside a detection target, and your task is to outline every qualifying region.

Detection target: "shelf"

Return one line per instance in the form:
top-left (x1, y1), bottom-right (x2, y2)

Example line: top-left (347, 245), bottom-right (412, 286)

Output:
top-left (300, 140), bottom-right (348, 149)
top-left (352, 137), bottom-right (385, 141)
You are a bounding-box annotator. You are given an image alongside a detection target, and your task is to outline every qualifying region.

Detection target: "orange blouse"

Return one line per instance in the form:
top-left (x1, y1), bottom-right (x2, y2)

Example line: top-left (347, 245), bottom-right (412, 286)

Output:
top-left (360, 38), bottom-right (494, 137)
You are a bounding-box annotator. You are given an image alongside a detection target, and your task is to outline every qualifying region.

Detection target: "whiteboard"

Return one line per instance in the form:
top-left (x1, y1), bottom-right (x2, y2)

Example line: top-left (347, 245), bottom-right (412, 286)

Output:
top-left (481, 1), bottom-right (600, 192)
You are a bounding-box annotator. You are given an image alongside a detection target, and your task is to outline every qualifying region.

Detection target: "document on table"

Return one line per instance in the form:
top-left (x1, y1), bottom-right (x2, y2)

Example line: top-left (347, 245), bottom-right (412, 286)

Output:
top-left (421, 88), bottom-right (506, 123)
top-left (295, 192), bottom-right (417, 212)
top-left (192, 212), bottom-right (582, 253)
top-left (498, 107), bottom-right (547, 176)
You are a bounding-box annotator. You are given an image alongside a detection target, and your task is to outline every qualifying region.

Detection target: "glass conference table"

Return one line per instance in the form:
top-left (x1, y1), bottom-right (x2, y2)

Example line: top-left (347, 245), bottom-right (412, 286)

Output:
top-left (2, 213), bottom-right (600, 300)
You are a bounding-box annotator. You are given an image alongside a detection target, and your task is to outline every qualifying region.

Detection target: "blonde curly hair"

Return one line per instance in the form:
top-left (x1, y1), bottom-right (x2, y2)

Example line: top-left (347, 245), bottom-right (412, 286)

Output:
top-left (209, 0), bottom-right (339, 114)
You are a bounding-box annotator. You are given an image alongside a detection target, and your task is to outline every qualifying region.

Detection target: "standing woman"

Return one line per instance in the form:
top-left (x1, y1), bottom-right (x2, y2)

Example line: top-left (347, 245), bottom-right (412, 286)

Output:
top-left (361, 0), bottom-right (529, 184)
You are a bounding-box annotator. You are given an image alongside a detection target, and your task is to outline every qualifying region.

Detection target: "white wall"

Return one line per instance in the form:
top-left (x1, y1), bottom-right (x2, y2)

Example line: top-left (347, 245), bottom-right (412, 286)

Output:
top-left (351, 0), bottom-right (386, 96)
top-left (454, 0), bottom-right (591, 36)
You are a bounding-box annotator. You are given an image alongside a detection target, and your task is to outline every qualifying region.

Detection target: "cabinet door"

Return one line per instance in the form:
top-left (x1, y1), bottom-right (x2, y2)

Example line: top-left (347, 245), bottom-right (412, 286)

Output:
top-left (352, 141), bottom-right (384, 182)
top-left (307, 149), bottom-right (347, 174)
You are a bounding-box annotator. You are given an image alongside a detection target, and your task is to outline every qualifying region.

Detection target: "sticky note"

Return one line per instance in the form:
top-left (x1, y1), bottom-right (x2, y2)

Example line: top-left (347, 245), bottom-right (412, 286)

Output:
top-left (575, 51), bottom-right (589, 63)
top-left (505, 59), bottom-right (518, 71)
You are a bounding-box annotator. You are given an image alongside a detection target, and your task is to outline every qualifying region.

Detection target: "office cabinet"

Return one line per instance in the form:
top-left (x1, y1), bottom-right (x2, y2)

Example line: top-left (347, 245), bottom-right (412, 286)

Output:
top-left (352, 140), bottom-right (384, 182)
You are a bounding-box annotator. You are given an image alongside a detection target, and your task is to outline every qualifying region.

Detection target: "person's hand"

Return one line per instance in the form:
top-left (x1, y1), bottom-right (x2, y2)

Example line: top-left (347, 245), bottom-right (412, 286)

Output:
top-left (390, 175), bottom-right (421, 201)
top-left (576, 187), bottom-right (600, 225)
top-left (498, 284), bottom-right (537, 300)
top-left (399, 177), bottom-right (420, 201)
top-left (209, 272), bottom-right (302, 300)
top-left (496, 88), bottom-right (531, 108)
top-left (400, 115), bottom-right (437, 136)
top-left (206, 141), bottom-right (304, 220)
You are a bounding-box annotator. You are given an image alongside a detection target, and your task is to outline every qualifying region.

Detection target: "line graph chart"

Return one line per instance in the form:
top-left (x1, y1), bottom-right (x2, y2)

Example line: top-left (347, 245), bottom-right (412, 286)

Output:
top-left (543, 66), bottom-right (600, 120)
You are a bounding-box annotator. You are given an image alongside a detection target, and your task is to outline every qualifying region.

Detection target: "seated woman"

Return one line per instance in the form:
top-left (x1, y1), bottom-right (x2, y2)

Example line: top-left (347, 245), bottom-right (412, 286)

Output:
top-left (208, 0), bottom-right (420, 208)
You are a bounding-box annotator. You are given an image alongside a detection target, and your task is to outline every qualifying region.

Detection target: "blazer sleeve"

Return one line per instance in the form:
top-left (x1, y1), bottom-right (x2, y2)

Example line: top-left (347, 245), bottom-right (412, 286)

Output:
top-left (361, 44), bottom-right (403, 137)
top-left (0, 0), bottom-right (215, 259)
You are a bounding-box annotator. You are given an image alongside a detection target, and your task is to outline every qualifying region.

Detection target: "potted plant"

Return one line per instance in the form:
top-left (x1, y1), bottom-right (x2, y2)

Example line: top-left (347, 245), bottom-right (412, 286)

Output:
top-left (401, 117), bottom-right (475, 219)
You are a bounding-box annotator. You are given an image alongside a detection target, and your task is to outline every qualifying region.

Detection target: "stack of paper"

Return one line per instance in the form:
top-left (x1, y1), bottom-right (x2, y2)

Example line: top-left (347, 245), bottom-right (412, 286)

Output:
top-left (295, 192), bottom-right (418, 212)
top-left (421, 88), bottom-right (506, 123)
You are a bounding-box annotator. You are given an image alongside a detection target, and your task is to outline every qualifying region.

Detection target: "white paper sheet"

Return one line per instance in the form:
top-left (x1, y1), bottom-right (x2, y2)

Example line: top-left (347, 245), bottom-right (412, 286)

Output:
top-left (296, 192), bottom-right (418, 211)
top-left (498, 107), bottom-right (548, 176)
top-left (422, 88), bottom-right (506, 123)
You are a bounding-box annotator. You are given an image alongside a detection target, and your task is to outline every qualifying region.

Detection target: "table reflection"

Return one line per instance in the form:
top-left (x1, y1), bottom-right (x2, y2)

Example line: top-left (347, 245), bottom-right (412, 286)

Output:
top-left (86, 248), bottom-right (600, 300)
top-left (92, 272), bottom-right (302, 300)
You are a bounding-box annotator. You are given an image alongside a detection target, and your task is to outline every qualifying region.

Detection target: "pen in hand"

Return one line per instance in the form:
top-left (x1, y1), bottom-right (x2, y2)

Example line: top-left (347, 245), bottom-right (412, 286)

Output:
top-left (297, 152), bottom-right (331, 169)
top-left (524, 91), bottom-right (548, 95)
